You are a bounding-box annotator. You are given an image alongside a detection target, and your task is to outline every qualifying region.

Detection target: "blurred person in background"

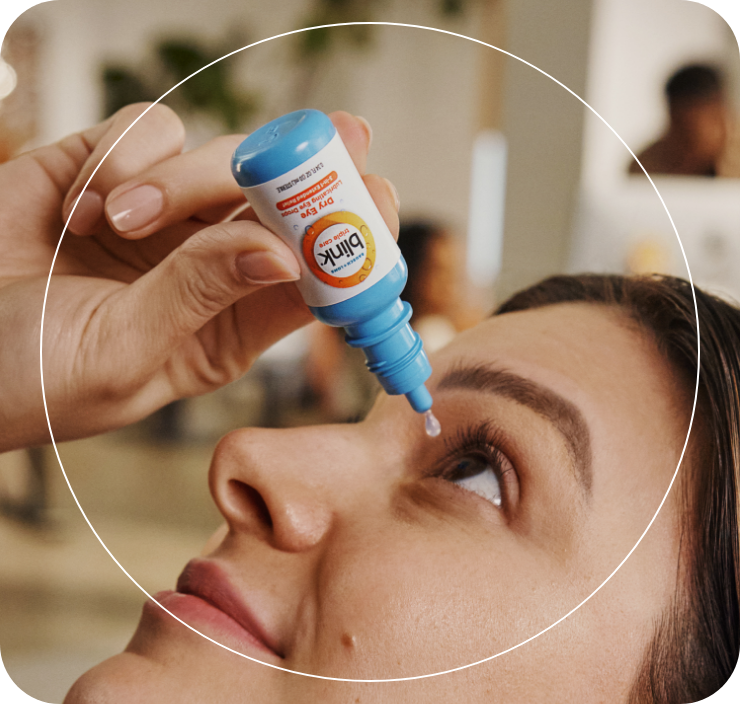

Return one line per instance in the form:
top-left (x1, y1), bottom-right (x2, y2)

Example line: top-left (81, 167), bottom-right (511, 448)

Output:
top-left (397, 219), bottom-right (482, 352)
top-left (629, 63), bottom-right (740, 177)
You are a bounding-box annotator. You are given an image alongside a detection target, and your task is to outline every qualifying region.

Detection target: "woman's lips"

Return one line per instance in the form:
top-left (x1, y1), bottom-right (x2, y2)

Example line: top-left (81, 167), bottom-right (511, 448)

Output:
top-left (147, 558), bottom-right (284, 659)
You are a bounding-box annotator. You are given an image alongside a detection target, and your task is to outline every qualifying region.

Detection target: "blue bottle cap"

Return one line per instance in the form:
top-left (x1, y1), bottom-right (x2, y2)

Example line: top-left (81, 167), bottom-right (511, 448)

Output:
top-left (231, 109), bottom-right (337, 188)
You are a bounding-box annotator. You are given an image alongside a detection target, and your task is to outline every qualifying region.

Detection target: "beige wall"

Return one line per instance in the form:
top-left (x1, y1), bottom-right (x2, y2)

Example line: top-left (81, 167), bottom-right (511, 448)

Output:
top-left (496, 0), bottom-right (593, 299)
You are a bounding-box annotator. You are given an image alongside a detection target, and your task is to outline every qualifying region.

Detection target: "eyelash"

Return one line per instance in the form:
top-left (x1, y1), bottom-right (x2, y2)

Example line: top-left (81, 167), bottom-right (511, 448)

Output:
top-left (434, 421), bottom-right (515, 507)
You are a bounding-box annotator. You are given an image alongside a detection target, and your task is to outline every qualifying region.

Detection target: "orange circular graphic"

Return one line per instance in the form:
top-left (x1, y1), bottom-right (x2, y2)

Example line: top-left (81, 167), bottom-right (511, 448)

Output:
top-left (303, 211), bottom-right (376, 288)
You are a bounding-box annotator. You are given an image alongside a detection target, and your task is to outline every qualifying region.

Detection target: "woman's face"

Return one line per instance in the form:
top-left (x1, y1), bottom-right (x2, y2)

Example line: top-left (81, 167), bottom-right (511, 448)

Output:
top-left (67, 303), bottom-right (690, 703)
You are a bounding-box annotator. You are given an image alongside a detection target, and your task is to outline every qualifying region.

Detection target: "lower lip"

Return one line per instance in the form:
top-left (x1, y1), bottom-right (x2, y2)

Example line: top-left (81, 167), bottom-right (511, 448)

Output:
top-left (144, 590), bottom-right (279, 659)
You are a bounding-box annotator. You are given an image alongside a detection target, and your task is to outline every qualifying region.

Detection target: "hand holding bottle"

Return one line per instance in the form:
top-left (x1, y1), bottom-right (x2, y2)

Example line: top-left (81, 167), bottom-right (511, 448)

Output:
top-left (0, 103), bottom-right (399, 451)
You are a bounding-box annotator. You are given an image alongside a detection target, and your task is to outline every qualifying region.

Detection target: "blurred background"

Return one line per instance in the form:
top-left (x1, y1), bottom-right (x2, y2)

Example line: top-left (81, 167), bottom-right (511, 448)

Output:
top-left (0, 0), bottom-right (738, 700)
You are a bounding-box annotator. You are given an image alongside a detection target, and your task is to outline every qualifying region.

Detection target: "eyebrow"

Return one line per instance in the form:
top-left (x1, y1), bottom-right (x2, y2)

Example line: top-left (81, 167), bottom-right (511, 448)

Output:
top-left (437, 364), bottom-right (593, 495)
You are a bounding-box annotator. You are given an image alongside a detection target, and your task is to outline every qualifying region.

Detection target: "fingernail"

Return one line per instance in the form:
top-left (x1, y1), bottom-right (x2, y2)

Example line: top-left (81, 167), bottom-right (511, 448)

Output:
top-left (106, 185), bottom-right (164, 233)
top-left (235, 251), bottom-right (301, 284)
top-left (355, 115), bottom-right (373, 149)
top-left (66, 190), bottom-right (103, 235)
top-left (385, 178), bottom-right (400, 211)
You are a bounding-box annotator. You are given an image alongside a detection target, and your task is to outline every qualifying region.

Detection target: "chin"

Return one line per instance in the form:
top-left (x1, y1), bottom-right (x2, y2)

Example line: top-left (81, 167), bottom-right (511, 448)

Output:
top-left (63, 611), bottom-right (282, 704)
top-left (64, 649), bottom-right (236, 704)
top-left (64, 652), bottom-right (162, 704)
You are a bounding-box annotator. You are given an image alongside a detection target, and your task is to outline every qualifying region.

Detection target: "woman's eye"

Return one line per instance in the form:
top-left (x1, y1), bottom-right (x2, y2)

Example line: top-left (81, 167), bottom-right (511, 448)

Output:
top-left (449, 456), bottom-right (502, 506)
top-left (434, 423), bottom-right (517, 510)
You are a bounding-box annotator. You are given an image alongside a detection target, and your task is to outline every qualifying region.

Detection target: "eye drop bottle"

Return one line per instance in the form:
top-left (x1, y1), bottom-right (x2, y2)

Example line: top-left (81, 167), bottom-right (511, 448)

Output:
top-left (231, 109), bottom-right (434, 415)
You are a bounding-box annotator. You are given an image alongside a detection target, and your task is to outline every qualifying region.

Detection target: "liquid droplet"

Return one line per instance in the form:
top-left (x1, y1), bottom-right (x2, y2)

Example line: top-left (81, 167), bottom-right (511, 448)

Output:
top-left (424, 409), bottom-right (441, 437)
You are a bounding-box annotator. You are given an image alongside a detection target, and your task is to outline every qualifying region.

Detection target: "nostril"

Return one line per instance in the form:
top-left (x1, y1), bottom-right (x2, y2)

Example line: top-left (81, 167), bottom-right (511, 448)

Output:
top-left (227, 480), bottom-right (273, 529)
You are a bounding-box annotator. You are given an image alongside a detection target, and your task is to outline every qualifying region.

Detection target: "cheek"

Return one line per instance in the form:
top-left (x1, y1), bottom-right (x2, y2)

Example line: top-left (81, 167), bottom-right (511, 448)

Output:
top-left (306, 553), bottom-right (634, 704)
top-left (309, 528), bottom-right (581, 679)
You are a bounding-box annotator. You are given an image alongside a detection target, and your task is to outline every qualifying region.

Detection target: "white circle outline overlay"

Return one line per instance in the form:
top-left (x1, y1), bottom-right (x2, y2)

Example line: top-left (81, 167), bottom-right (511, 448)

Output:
top-left (41, 22), bottom-right (700, 683)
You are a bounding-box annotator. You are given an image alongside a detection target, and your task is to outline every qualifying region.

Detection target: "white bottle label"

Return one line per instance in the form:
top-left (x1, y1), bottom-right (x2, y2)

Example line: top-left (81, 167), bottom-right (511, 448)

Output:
top-left (240, 133), bottom-right (401, 308)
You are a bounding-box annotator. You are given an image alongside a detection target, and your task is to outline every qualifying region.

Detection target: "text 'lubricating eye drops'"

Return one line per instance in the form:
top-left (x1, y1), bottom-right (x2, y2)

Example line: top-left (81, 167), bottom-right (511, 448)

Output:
top-left (231, 109), bottom-right (436, 419)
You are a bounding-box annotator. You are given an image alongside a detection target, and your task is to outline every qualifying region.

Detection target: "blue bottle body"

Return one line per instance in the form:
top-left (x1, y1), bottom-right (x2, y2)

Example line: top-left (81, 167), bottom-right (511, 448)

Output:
top-left (232, 110), bottom-right (433, 413)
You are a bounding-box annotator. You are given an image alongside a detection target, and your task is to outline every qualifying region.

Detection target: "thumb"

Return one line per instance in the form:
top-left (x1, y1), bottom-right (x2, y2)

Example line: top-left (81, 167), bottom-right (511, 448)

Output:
top-left (110, 220), bottom-right (302, 367)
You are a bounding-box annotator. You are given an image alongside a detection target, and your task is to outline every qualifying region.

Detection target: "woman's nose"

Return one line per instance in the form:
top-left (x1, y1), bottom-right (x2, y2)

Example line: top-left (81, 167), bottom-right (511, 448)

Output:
top-left (208, 425), bottom-right (370, 553)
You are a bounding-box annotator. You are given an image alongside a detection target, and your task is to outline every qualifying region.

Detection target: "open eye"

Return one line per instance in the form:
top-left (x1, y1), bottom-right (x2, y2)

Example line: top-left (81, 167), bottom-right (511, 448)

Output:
top-left (451, 457), bottom-right (502, 506)
top-left (434, 422), bottom-right (516, 509)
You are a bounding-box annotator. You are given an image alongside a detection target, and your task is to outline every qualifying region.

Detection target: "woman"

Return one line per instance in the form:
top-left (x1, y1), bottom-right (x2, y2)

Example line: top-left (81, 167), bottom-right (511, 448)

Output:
top-left (1, 106), bottom-right (737, 702)
top-left (58, 272), bottom-right (738, 704)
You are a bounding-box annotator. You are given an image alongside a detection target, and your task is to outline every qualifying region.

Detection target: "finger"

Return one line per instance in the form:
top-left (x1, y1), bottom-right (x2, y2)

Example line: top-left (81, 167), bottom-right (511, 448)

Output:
top-left (128, 171), bottom-right (400, 279)
top-left (105, 220), bottom-right (304, 378)
top-left (363, 174), bottom-right (400, 240)
top-left (103, 134), bottom-right (246, 239)
top-left (328, 111), bottom-right (372, 175)
top-left (103, 113), bottom-right (373, 241)
top-left (62, 103), bottom-right (186, 236)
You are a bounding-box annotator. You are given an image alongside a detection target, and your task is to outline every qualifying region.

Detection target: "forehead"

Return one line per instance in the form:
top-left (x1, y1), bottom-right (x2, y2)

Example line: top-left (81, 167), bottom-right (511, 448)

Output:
top-left (437, 303), bottom-right (663, 393)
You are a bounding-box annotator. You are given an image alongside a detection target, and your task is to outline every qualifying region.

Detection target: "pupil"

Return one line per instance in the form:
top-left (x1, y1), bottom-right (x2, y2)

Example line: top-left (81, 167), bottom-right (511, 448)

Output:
top-left (456, 457), bottom-right (486, 478)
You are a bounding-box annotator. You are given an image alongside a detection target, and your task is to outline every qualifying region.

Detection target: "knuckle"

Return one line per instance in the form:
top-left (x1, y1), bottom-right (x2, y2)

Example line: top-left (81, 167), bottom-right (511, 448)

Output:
top-left (174, 234), bottom-right (239, 318)
top-left (191, 350), bottom-right (245, 390)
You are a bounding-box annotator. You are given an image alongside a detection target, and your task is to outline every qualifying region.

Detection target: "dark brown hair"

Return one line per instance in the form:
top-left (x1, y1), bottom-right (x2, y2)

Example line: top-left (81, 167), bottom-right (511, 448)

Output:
top-left (397, 219), bottom-right (448, 318)
top-left (665, 64), bottom-right (724, 107)
top-left (496, 274), bottom-right (740, 703)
